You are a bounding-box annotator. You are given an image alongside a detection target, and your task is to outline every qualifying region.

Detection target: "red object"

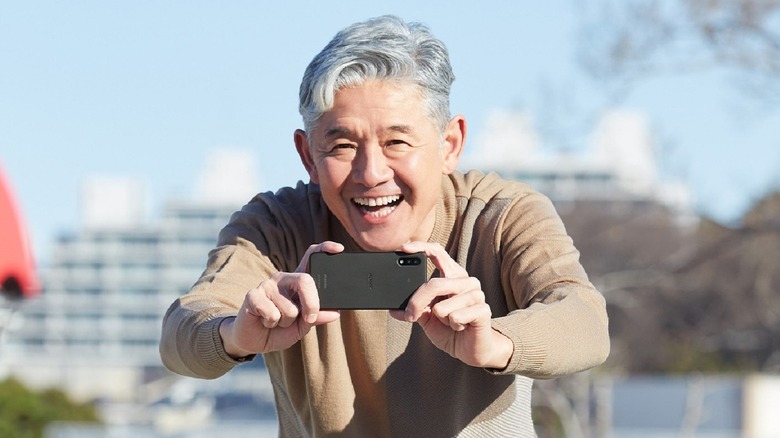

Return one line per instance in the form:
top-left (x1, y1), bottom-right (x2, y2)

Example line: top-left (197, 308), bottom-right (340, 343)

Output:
top-left (0, 164), bottom-right (40, 299)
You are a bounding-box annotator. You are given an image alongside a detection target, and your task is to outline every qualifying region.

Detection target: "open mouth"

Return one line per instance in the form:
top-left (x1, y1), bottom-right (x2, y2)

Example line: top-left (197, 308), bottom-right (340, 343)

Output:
top-left (352, 195), bottom-right (403, 218)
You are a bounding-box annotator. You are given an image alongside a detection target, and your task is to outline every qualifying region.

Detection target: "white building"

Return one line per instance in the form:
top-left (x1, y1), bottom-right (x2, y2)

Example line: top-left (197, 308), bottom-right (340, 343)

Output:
top-left (0, 149), bottom-right (273, 420)
top-left (461, 108), bottom-right (694, 219)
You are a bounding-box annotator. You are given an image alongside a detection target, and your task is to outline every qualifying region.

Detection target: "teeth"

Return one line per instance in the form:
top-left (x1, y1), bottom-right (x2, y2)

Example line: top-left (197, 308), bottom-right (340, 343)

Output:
top-left (353, 195), bottom-right (401, 207)
top-left (367, 206), bottom-right (394, 217)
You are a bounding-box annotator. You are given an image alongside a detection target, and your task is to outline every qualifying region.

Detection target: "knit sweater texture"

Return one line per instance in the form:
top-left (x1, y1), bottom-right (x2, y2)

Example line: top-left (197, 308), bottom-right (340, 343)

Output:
top-left (160, 170), bottom-right (610, 437)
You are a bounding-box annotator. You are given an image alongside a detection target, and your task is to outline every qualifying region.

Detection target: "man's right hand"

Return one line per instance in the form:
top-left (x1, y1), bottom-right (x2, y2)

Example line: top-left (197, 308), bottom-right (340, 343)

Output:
top-left (218, 241), bottom-right (344, 358)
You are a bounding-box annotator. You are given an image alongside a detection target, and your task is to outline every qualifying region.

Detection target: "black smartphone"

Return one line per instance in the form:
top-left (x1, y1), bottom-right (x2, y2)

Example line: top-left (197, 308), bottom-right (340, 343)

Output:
top-left (310, 251), bottom-right (427, 310)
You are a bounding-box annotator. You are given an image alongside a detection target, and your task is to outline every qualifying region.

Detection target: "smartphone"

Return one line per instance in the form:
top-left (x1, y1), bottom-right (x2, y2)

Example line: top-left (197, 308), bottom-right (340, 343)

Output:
top-left (310, 251), bottom-right (427, 310)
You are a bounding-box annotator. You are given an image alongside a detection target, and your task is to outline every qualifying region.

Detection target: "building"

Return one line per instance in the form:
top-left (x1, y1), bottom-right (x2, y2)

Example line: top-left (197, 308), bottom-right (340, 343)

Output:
top-left (0, 150), bottom-right (277, 436)
top-left (461, 108), bottom-right (695, 221)
top-left (0, 184), bottom-right (244, 396)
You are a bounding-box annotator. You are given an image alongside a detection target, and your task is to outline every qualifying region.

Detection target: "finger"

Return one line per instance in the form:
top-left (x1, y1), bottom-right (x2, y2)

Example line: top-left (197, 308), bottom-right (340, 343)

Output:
top-left (314, 310), bottom-right (342, 325)
top-left (294, 241), bottom-right (343, 323)
top-left (266, 281), bottom-right (302, 328)
top-left (432, 297), bottom-right (492, 332)
top-left (296, 241), bottom-right (345, 273)
top-left (430, 288), bottom-right (486, 320)
top-left (401, 241), bottom-right (466, 279)
top-left (405, 277), bottom-right (482, 322)
top-left (244, 287), bottom-right (286, 329)
top-left (283, 273), bottom-right (322, 324)
top-left (388, 309), bottom-right (405, 321)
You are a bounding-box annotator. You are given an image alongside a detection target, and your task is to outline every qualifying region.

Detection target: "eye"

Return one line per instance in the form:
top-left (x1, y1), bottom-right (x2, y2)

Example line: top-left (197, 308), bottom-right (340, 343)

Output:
top-left (386, 139), bottom-right (412, 149)
top-left (384, 139), bottom-right (416, 157)
top-left (332, 143), bottom-right (358, 153)
top-left (324, 142), bottom-right (357, 159)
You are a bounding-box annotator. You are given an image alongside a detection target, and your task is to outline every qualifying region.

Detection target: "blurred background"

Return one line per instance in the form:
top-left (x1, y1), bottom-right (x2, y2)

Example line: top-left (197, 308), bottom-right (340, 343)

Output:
top-left (1, 1), bottom-right (779, 437)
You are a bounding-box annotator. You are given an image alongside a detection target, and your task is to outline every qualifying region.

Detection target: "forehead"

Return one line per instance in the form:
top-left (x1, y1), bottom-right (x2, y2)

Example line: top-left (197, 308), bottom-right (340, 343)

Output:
top-left (313, 80), bottom-right (434, 135)
top-left (337, 80), bottom-right (423, 110)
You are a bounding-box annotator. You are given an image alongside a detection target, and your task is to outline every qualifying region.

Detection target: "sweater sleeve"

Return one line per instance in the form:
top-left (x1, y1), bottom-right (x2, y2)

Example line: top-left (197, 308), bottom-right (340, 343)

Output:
top-left (159, 240), bottom-right (275, 379)
top-left (159, 185), bottom-right (321, 379)
top-left (488, 192), bottom-right (610, 378)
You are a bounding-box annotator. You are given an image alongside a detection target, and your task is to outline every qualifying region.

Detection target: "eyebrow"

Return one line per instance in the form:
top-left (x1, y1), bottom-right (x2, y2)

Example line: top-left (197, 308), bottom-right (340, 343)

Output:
top-left (323, 127), bottom-right (351, 140)
top-left (387, 124), bottom-right (414, 135)
top-left (322, 124), bottom-right (416, 140)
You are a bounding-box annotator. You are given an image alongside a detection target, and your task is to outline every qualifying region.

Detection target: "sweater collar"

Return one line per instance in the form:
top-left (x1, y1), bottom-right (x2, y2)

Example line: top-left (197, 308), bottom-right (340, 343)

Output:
top-left (429, 174), bottom-right (458, 249)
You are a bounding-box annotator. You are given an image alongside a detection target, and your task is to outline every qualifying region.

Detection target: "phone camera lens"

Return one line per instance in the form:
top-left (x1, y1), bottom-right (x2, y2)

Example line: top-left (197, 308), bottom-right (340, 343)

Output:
top-left (399, 256), bottom-right (421, 266)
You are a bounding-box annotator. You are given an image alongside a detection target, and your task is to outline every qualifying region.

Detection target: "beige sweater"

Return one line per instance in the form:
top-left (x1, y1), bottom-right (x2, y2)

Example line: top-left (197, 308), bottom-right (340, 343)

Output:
top-left (160, 170), bottom-right (609, 437)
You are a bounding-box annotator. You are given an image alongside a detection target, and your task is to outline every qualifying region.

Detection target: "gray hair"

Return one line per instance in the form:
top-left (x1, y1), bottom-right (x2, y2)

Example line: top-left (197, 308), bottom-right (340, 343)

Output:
top-left (298, 15), bottom-right (455, 136)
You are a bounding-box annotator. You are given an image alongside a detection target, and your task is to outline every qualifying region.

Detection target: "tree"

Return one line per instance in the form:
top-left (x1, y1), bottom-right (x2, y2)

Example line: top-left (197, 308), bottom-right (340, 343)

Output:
top-left (532, 192), bottom-right (780, 435)
top-left (557, 191), bottom-right (780, 374)
top-left (559, 199), bottom-right (699, 373)
top-left (577, 0), bottom-right (780, 103)
top-left (0, 378), bottom-right (100, 438)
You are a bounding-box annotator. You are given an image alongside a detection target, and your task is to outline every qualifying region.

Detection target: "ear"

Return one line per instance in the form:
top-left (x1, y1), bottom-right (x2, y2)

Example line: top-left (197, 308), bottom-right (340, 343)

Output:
top-left (440, 115), bottom-right (466, 175)
top-left (294, 129), bottom-right (320, 184)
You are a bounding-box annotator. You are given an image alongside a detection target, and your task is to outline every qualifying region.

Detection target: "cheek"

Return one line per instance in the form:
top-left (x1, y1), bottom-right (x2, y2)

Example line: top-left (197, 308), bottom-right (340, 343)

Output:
top-left (317, 160), bottom-right (346, 183)
top-left (316, 162), bottom-right (352, 195)
top-left (407, 150), bottom-right (444, 179)
top-left (399, 163), bottom-right (441, 200)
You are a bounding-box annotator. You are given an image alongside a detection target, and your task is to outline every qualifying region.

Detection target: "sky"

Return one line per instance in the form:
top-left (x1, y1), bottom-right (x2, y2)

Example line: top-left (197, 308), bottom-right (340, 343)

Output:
top-left (2, 1), bottom-right (779, 264)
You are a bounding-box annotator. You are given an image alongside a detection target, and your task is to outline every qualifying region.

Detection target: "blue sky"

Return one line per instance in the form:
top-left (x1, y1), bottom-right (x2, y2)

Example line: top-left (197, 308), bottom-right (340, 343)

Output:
top-left (2, 1), bottom-right (779, 263)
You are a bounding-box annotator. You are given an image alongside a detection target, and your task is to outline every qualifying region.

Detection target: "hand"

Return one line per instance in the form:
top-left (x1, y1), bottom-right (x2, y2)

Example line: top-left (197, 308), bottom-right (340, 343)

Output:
top-left (390, 242), bottom-right (513, 369)
top-left (219, 241), bottom-right (344, 357)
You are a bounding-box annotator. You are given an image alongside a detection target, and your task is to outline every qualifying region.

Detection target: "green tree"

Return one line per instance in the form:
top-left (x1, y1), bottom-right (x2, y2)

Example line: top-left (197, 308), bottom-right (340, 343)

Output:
top-left (0, 378), bottom-right (100, 438)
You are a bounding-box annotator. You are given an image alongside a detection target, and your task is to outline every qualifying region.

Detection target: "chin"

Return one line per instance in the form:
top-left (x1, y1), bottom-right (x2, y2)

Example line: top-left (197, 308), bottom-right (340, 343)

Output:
top-left (354, 235), bottom-right (405, 252)
top-left (356, 242), bottom-right (397, 252)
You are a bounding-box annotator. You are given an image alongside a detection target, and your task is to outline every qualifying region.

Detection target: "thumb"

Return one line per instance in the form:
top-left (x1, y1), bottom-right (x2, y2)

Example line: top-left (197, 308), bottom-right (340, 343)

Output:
top-left (314, 310), bottom-right (341, 325)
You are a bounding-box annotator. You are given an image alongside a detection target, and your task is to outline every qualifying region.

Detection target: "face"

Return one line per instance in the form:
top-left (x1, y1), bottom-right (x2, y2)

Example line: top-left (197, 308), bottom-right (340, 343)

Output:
top-left (295, 80), bottom-right (465, 251)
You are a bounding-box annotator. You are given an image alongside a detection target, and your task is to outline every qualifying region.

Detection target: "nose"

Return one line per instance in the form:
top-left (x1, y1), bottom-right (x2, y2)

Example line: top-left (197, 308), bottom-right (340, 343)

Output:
top-left (352, 143), bottom-right (393, 187)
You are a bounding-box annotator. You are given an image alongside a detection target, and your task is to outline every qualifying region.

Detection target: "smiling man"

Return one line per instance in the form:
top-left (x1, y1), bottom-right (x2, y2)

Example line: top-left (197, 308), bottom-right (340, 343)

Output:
top-left (160, 15), bottom-right (609, 437)
top-left (296, 80), bottom-right (462, 253)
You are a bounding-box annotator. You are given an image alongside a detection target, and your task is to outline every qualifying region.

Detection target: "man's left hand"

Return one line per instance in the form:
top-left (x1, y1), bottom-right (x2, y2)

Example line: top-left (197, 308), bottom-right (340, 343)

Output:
top-left (389, 241), bottom-right (513, 369)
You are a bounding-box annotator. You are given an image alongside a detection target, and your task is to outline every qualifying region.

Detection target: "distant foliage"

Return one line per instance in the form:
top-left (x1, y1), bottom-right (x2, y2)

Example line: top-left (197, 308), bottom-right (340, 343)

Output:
top-left (578, 0), bottom-right (780, 103)
top-left (0, 378), bottom-right (100, 438)
top-left (560, 190), bottom-right (780, 374)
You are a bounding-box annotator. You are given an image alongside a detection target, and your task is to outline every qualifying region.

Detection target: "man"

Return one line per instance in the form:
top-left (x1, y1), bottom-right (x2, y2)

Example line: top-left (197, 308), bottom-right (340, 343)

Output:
top-left (160, 15), bottom-right (609, 437)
